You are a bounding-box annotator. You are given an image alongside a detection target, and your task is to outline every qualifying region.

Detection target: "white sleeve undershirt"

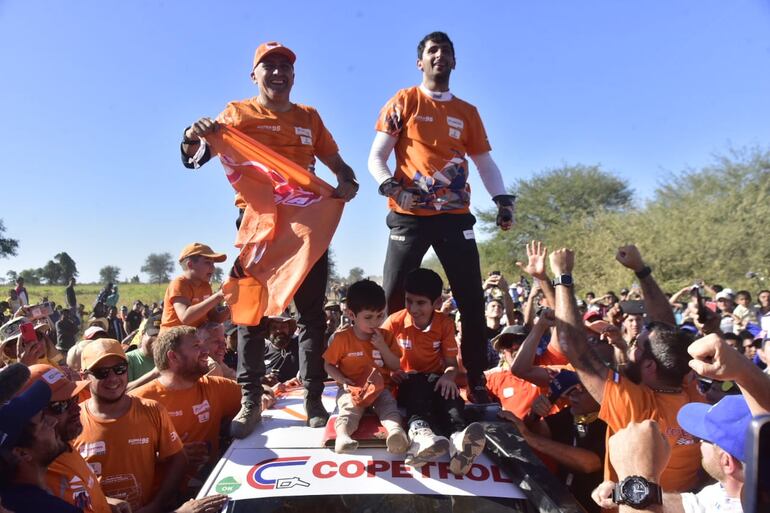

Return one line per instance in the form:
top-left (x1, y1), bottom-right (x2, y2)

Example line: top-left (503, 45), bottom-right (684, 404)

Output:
top-left (367, 131), bottom-right (398, 185)
top-left (368, 131), bottom-right (508, 199)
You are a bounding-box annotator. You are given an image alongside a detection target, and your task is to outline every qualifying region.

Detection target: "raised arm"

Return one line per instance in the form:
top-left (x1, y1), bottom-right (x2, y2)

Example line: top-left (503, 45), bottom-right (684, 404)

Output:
top-left (516, 240), bottom-right (555, 310)
top-left (510, 310), bottom-right (555, 387)
top-left (550, 248), bottom-right (608, 401)
top-left (615, 245), bottom-right (676, 326)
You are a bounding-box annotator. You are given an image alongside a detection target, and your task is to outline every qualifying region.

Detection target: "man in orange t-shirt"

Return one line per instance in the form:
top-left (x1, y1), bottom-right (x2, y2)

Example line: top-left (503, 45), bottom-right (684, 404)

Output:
top-left (180, 41), bottom-right (360, 433)
top-left (131, 326), bottom-right (242, 493)
top-left (73, 339), bottom-right (186, 512)
top-left (368, 32), bottom-right (515, 403)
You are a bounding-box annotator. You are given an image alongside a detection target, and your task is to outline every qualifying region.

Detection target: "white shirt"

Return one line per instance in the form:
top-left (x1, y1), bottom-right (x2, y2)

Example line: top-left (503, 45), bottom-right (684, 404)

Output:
top-left (681, 482), bottom-right (742, 513)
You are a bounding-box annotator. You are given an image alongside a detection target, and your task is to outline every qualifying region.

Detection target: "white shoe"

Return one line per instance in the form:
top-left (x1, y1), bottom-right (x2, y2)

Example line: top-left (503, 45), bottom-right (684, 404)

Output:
top-left (335, 433), bottom-right (359, 453)
top-left (449, 422), bottom-right (486, 476)
top-left (405, 426), bottom-right (449, 468)
top-left (386, 427), bottom-right (409, 454)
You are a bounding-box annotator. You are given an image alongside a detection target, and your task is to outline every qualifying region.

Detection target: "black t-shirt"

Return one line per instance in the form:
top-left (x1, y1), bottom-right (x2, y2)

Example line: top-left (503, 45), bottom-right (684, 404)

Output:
top-left (544, 408), bottom-right (607, 513)
top-left (125, 310), bottom-right (143, 333)
top-left (0, 483), bottom-right (83, 513)
top-left (65, 284), bottom-right (77, 308)
top-left (265, 338), bottom-right (300, 383)
top-left (485, 325), bottom-right (502, 368)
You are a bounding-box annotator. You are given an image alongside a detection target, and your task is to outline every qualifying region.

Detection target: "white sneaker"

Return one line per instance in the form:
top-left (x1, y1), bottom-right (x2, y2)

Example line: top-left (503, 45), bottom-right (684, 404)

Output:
top-left (334, 432), bottom-right (359, 453)
top-left (405, 426), bottom-right (449, 468)
top-left (449, 422), bottom-right (486, 476)
top-left (385, 427), bottom-right (409, 454)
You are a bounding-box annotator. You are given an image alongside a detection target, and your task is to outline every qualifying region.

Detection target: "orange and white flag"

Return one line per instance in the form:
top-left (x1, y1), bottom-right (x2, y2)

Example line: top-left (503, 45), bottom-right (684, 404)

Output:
top-left (205, 126), bottom-right (343, 325)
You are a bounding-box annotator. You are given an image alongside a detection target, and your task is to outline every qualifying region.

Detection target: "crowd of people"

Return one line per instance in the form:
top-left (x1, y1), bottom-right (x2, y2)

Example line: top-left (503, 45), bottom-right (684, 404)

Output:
top-left (2, 30), bottom-right (768, 513)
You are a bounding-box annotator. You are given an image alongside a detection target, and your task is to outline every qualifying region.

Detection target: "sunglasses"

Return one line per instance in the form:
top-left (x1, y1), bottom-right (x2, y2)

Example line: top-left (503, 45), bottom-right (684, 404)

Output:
top-left (48, 397), bottom-right (79, 415)
top-left (87, 363), bottom-right (128, 380)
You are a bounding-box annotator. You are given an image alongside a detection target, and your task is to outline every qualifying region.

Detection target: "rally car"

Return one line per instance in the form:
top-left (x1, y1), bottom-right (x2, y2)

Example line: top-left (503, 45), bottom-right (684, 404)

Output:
top-left (197, 384), bottom-right (585, 512)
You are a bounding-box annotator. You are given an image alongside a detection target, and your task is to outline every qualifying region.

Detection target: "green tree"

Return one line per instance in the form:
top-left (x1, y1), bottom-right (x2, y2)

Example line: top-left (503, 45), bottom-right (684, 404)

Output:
top-left (347, 267), bottom-right (365, 283)
top-left (141, 253), bottom-right (174, 284)
top-left (18, 268), bottom-right (41, 285)
top-left (5, 270), bottom-right (18, 284)
top-left (212, 266), bottom-right (225, 283)
top-left (39, 260), bottom-right (63, 285)
top-left (54, 252), bottom-right (78, 283)
top-left (129, 275), bottom-right (141, 284)
top-left (99, 266), bottom-right (121, 284)
top-left (327, 248), bottom-right (340, 282)
top-left (0, 220), bottom-right (19, 258)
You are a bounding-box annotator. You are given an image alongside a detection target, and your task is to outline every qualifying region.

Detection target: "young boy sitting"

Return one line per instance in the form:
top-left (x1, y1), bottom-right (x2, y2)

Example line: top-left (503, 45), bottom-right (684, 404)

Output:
top-left (160, 243), bottom-right (230, 333)
top-left (382, 268), bottom-right (485, 476)
top-left (323, 280), bottom-right (409, 454)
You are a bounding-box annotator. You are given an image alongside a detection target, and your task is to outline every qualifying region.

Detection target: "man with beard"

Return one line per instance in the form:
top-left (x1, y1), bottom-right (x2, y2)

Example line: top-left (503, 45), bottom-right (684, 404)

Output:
top-left (74, 339), bottom-right (187, 513)
top-left (0, 365), bottom-right (77, 512)
top-left (368, 31), bottom-right (515, 403)
top-left (264, 317), bottom-right (299, 384)
top-left (131, 326), bottom-right (241, 493)
top-left (20, 365), bottom-right (116, 513)
top-left (549, 245), bottom-right (704, 493)
top-left (182, 41), bottom-right (360, 434)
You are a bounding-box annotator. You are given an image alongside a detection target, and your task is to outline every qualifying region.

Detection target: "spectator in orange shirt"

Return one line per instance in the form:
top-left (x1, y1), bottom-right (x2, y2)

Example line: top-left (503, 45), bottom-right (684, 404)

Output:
top-left (181, 41), bottom-right (360, 435)
top-left (322, 280), bottom-right (408, 454)
top-left (131, 326), bottom-right (242, 493)
top-left (383, 269), bottom-right (485, 476)
top-left (549, 245), bottom-right (703, 492)
top-left (368, 31), bottom-right (515, 404)
top-left (74, 339), bottom-right (187, 512)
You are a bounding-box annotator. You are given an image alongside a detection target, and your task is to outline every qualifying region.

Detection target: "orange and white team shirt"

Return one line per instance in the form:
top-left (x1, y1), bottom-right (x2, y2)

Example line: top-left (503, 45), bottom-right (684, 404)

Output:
top-left (382, 309), bottom-right (459, 374)
top-left (131, 375), bottom-right (241, 464)
top-left (160, 275), bottom-right (214, 331)
top-left (73, 397), bottom-right (183, 511)
top-left (216, 99), bottom-right (339, 208)
top-left (46, 445), bottom-right (112, 513)
top-left (375, 86), bottom-right (491, 216)
top-left (322, 327), bottom-right (402, 386)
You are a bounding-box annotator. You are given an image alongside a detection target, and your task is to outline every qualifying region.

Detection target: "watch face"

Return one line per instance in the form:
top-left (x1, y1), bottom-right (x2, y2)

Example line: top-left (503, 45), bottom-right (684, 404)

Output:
top-left (560, 275), bottom-right (573, 286)
top-left (622, 478), bottom-right (650, 505)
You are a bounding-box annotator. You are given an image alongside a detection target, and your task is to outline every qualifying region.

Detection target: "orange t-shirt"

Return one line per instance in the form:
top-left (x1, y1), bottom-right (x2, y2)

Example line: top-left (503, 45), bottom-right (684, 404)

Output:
top-left (322, 327), bottom-right (402, 386)
top-left (382, 309), bottom-right (459, 374)
top-left (598, 371), bottom-right (704, 492)
top-left (375, 86), bottom-right (491, 216)
top-left (131, 375), bottom-right (241, 463)
top-left (216, 99), bottom-right (339, 208)
top-left (485, 367), bottom-right (546, 418)
top-left (73, 397), bottom-right (183, 511)
top-left (46, 445), bottom-right (111, 513)
top-left (160, 275), bottom-right (214, 331)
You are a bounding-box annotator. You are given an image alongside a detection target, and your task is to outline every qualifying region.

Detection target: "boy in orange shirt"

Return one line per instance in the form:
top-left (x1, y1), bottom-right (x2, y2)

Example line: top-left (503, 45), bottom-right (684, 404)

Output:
top-left (323, 280), bottom-right (408, 454)
top-left (382, 268), bottom-right (485, 476)
top-left (160, 243), bottom-right (229, 333)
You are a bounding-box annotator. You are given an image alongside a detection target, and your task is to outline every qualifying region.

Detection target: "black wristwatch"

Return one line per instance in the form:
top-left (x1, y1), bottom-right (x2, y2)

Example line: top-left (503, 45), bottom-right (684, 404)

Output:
top-left (612, 476), bottom-right (663, 509)
top-left (551, 274), bottom-right (573, 287)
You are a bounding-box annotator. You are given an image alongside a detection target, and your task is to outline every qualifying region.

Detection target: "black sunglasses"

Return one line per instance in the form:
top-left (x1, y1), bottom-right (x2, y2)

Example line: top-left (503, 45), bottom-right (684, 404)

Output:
top-left (87, 363), bottom-right (128, 380)
top-left (48, 397), bottom-right (79, 415)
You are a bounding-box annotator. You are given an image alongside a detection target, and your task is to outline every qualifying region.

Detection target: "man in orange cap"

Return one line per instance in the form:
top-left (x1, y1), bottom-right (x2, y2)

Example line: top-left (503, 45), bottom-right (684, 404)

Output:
top-left (20, 365), bottom-right (119, 513)
top-left (74, 339), bottom-right (188, 512)
top-left (160, 242), bottom-right (229, 333)
top-left (180, 42), bottom-right (360, 435)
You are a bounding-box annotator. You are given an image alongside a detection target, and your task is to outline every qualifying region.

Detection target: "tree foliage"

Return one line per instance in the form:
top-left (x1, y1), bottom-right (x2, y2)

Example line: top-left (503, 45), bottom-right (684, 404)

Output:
top-left (347, 267), bottom-right (365, 284)
top-left (212, 267), bottom-right (225, 283)
top-left (39, 260), bottom-right (63, 285)
top-left (55, 252), bottom-right (78, 282)
top-left (141, 253), bottom-right (174, 284)
top-left (0, 220), bottom-right (19, 259)
top-left (99, 266), bottom-right (121, 284)
top-left (18, 269), bottom-right (41, 285)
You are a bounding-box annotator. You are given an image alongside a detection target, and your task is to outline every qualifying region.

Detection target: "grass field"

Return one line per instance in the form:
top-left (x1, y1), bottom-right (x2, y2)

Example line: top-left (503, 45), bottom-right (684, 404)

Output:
top-left (21, 283), bottom-right (179, 311)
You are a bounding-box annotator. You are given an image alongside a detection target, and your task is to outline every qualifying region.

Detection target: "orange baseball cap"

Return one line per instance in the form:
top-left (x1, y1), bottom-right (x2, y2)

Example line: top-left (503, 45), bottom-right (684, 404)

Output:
top-left (81, 339), bottom-right (127, 371)
top-left (24, 364), bottom-right (88, 402)
top-left (253, 41), bottom-right (296, 69)
top-left (178, 242), bottom-right (227, 264)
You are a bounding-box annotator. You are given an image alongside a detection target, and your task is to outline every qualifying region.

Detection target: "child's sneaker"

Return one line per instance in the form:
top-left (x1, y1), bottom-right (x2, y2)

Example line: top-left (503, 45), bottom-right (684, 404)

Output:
top-left (405, 425), bottom-right (449, 467)
top-left (449, 422), bottom-right (486, 476)
top-left (385, 427), bottom-right (409, 454)
top-left (334, 432), bottom-right (359, 453)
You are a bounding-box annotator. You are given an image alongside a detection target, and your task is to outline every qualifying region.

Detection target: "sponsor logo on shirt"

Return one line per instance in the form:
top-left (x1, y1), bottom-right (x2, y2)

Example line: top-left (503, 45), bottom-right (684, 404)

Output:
top-left (346, 351), bottom-right (364, 357)
top-left (171, 431), bottom-right (179, 442)
top-left (198, 411), bottom-right (210, 423)
top-left (295, 127), bottom-right (312, 137)
top-left (390, 234), bottom-right (406, 242)
top-left (42, 368), bottom-right (64, 385)
top-left (80, 441), bottom-right (106, 457)
top-left (256, 125), bottom-right (281, 132)
top-left (446, 116), bottom-right (464, 130)
top-left (463, 229), bottom-right (475, 240)
top-left (432, 341), bottom-right (441, 351)
top-left (88, 462), bottom-right (102, 476)
top-left (192, 400), bottom-right (211, 415)
top-left (299, 135), bottom-right (313, 145)
top-left (168, 410), bottom-right (183, 417)
top-left (502, 387), bottom-right (514, 398)
top-left (128, 437), bottom-right (150, 446)
top-left (415, 115), bottom-right (434, 123)
top-left (448, 128), bottom-right (461, 139)
top-left (399, 338), bottom-right (412, 350)
top-left (372, 350), bottom-right (384, 367)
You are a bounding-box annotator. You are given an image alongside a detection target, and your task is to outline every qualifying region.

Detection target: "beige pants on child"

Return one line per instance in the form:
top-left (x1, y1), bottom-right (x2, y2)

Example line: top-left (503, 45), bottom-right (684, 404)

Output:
top-left (335, 387), bottom-right (402, 435)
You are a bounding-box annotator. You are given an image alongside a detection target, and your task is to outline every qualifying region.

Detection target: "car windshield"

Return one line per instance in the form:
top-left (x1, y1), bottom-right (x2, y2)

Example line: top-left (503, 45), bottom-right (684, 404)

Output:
top-left (228, 493), bottom-right (529, 512)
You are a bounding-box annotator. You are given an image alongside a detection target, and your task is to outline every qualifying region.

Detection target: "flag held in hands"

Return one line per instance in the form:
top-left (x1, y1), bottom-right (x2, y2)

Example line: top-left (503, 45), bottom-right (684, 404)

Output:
top-left (205, 126), bottom-right (343, 325)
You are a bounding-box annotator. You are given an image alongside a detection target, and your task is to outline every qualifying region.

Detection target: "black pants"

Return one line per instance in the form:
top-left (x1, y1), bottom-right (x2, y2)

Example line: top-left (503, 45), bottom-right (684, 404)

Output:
top-left (382, 211), bottom-right (488, 379)
top-left (397, 373), bottom-right (466, 436)
top-left (235, 209), bottom-right (329, 401)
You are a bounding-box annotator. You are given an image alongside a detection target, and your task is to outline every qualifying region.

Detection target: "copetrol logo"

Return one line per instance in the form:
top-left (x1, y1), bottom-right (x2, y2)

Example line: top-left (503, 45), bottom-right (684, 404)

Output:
top-left (247, 456), bottom-right (312, 490)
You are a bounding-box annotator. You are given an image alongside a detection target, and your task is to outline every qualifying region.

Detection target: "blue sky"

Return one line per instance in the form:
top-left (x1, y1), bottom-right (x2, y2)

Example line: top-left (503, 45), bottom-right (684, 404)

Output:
top-left (1, 0), bottom-right (769, 284)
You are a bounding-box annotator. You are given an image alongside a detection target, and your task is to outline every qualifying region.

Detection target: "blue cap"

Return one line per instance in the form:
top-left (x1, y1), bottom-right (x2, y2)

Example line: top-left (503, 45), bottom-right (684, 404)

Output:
top-left (677, 395), bottom-right (752, 462)
top-left (549, 369), bottom-right (581, 400)
top-left (0, 380), bottom-right (52, 450)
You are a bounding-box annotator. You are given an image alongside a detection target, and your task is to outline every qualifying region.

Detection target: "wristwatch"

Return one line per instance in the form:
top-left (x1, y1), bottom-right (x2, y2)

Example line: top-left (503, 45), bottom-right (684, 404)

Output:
top-left (551, 274), bottom-right (573, 287)
top-left (612, 476), bottom-right (663, 509)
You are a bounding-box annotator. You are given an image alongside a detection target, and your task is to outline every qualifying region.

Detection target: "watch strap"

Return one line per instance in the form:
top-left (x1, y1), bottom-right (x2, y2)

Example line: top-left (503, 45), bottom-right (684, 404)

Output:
top-left (551, 274), bottom-right (573, 287)
top-left (634, 266), bottom-right (652, 279)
